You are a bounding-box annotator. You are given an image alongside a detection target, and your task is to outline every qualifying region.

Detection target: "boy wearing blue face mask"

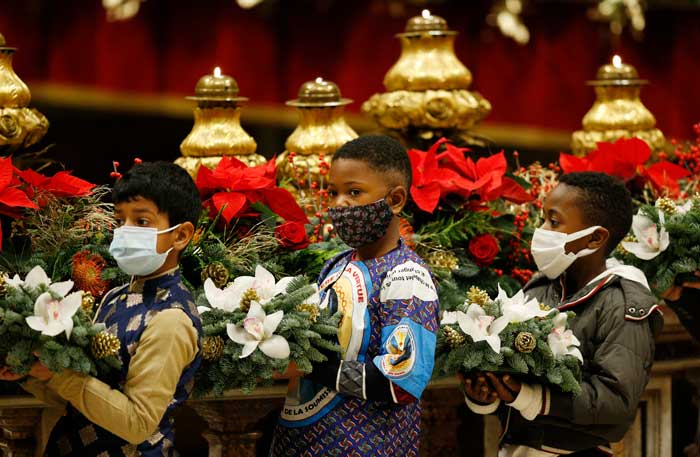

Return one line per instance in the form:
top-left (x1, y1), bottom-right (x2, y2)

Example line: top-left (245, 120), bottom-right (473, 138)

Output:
top-left (270, 135), bottom-right (439, 457)
top-left (463, 172), bottom-right (663, 456)
top-left (20, 162), bottom-right (203, 456)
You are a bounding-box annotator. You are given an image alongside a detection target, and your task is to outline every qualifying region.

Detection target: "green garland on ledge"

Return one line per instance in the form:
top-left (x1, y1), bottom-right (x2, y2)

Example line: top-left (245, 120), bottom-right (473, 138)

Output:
top-left (193, 276), bottom-right (340, 396)
top-left (0, 267), bottom-right (122, 379)
top-left (615, 197), bottom-right (700, 297)
top-left (433, 286), bottom-right (582, 395)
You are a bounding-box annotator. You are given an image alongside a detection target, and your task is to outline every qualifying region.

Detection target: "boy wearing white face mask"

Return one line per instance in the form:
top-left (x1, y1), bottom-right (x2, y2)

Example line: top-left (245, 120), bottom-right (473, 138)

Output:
top-left (20, 162), bottom-right (202, 456)
top-left (463, 172), bottom-right (663, 457)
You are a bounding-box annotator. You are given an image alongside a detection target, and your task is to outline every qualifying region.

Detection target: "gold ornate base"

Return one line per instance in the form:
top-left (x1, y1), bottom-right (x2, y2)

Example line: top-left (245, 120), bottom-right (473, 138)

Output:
top-left (571, 128), bottom-right (666, 156)
top-left (0, 107), bottom-right (48, 152)
top-left (362, 89), bottom-right (491, 131)
top-left (175, 154), bottom-right (267, 177)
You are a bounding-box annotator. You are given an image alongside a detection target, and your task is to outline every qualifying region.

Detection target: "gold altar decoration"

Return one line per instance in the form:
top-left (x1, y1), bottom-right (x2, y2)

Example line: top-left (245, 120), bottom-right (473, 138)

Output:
top-left (0, 33), bottom-right (49, 152)
top-left (362, 10), bottom-right (491, 145)
top-left (176, 67), bottom-right (266, 177)
top-left (278, 78), bottom-right (357, 209)
top-left (571, 55), bottom-right (665, 156)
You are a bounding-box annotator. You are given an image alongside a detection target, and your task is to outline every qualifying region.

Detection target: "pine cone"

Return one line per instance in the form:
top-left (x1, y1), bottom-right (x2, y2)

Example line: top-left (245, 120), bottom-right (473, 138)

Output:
top-left (655, 197), bottom-right (677, 215)
top-left (617, 234), bottom-right (637, 255)
top-left (443, 326), bottom-right (466, 348)
top-left (200, 262), bottom-right (230, 289)
top-left (91, 332), bottom-right (121, 359)
top-left (0, 274), bottom-right (6, 296)
top-left (466, 286), bottom-right (490, 307)
top-left (239, 288), bottom-right (260, 313)
top-left (514, 332), bottom-right (536, 353)
top-left (202, 336), bottom-right (225, 361)
top-left (81, 292), bottom-right (96, 314)
top-left (295, 303), bottom-right (320, 323)
top-left (426, 251), bottom-right (459, 271)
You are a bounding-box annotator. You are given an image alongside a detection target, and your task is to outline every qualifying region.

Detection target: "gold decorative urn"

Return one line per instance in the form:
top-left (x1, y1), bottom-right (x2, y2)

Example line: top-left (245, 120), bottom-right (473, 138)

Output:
top-left (0, 33), bottom-right (49, 152)
top-left (571, 55), bottom-right (665, 156)
top-left (278, 78), bottom-right (357, 212)
top-left (362, 10), bottom-right (491, 146)
top-left (176, 67), bottom-right (266, 176)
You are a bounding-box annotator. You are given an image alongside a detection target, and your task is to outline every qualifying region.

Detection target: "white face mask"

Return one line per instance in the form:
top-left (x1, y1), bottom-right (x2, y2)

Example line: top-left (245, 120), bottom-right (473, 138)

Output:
top-left (109, 225), bottom-right (180, 277)
top-left (530, 225), bottom-right (601, 279)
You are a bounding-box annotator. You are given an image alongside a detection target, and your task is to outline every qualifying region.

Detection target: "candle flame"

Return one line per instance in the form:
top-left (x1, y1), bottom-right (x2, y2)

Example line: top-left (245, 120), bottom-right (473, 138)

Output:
top-left (214, 67), bottom-right (222, 77)
top-left (612, 55), bottom-right (622, 68)
top-left (315, 77), bottom-right (324, 83)
top-left (422, 9), bottom-right (431, 19)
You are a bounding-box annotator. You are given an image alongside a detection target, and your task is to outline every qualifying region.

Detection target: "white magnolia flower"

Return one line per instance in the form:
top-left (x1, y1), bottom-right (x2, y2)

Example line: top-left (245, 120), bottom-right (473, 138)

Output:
top-left (441, 310), bottom-right (462, 325)
top-left (457, 304), bottom-right (508, 354)
top-left (496, 285), bottom-right (550, 323)
top-left (547, 312), bottom-right (583, 363)
top-left (5, 265), bottom-right (74, 297)
top-left (25, 291), bottom-right (83, 340)
top-left (621, 211), bottom-right (670, 260)
top-left (226, 301), bottom-right (289, 359)
top-left (198, 265), bottom-right (295, 314)
top-left (677, 201), bottom-right (693, 215)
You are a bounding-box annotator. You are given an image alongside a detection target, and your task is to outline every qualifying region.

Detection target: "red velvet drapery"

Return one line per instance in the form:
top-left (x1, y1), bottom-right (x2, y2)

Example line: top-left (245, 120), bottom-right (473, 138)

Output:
top-left (1, 0), bottom-right (698, 139)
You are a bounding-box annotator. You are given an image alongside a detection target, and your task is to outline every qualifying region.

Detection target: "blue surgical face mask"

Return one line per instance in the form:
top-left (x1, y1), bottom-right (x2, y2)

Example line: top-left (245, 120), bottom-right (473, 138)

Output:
top-left (109, 224), bottom-right (180, 277)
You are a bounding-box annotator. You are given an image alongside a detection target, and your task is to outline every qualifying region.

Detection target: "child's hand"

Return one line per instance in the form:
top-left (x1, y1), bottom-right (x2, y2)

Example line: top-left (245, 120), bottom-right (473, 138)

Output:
top-left (485, 372), bottom-right (521, 402)
top-left (461, 372), bottom-right (498, 404)
top-left (0, 367), bottom-right (25, 381)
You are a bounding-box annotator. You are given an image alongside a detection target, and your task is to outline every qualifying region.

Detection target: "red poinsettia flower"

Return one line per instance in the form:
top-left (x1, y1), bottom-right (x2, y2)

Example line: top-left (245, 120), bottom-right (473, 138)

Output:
top-left (17, 168), bottom-right (95, 199)
top-left (560, 137), bottom-right (689, 196)
top-left (196, 156), bottom-right (308, 224)
top-left (407, 138), bottom-right (531, 213)
top-left (0, 157), bottom-right (39, 250)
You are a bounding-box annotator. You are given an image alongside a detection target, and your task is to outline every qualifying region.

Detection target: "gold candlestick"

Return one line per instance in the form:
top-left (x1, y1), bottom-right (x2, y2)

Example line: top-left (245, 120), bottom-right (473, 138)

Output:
top-left (571, 55), bottom-right (665, 156)
top-left (176, 67), bottom-right (266, 177)
top-left (362, 10), bottom-right (491, 146)
top-left (278, 78), bottom-right (357, 213)
top-left (0, 33), bottom-right (48, 152)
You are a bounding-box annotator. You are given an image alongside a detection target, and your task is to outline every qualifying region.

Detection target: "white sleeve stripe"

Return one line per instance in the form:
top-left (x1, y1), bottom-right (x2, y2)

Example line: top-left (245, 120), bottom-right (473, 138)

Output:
top-left (389, 381), bottom-right (398, 403)
top-left (362, 364), bottom-right (367, 400)
top-left (335, 360), bottom-right (343, 392)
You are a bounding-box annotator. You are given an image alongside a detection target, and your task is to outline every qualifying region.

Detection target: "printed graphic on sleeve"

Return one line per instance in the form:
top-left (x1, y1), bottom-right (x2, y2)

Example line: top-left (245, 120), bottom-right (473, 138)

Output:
top-left (378, 324), bottom-right (416, 378)
top-left (380, 260), bottom-right (438, 303)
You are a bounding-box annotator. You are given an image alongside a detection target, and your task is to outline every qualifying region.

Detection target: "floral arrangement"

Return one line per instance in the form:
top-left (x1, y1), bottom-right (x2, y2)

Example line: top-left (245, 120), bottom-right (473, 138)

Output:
top-left (615, 196), bottom-right (700, 297)
top-left (401, 138), bottom-right (535, 307)
top-left (0, 266), bottom-right (121, 378)
top-left (192, 265), bottom-right (339, 395)
top-left (434, 286), bottom-right (583, 394)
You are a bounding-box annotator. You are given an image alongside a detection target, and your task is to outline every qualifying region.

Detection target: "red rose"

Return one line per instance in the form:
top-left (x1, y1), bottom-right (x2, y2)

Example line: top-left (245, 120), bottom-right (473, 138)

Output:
top-left (275, 221), bottom-right (310, 250)
top-left (468, 234), bottom-right (500, 267)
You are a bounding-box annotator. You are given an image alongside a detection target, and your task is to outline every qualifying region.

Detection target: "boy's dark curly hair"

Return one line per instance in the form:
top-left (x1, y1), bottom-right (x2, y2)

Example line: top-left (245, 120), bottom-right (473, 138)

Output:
top-left (332, 135), bottom-right (412, 189)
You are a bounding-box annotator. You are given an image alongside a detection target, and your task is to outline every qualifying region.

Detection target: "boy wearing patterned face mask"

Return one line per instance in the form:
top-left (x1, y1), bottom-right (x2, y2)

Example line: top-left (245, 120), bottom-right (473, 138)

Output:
top-left (19, 162), bottom-right (203, 456)
top-left (270, 135), bottom-right (439, 457)
top-left (463, 172), bottom-right (663, 457)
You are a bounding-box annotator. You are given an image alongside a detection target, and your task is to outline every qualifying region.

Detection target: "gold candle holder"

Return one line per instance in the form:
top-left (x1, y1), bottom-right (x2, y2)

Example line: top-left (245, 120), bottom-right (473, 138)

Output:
top-left (362, 10), bottom-right (491, 146)
top-left (571, 55), bottom-right (665, 156)
top-left (0, 32), bottom-right (48, 152)
top-left (176, 67), bottom-right (266, 177)
top-left (278, 78), bottom-right (357, 214)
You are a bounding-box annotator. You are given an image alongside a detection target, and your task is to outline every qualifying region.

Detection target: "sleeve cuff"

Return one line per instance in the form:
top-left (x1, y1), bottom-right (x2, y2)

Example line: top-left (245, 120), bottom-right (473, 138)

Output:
top-left (463, 392), bottom-right (501, 414)
top-left (506, 382), bottom-right (544, 421)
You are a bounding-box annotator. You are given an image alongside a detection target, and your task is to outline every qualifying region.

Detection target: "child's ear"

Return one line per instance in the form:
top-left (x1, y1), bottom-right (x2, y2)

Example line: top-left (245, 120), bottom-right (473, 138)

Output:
top-left (388, 186), bottom-right (408, 215)
top-left (587, 227), bottom-right (609, 250)
top-left (172, 222), bottom-right (195, 252)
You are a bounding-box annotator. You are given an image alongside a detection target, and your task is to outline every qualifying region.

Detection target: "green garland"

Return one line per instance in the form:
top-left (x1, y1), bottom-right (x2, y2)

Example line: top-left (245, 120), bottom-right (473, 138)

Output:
top-left (0, 273), bottom-right (121, 378)
top-left (193, 276), bottom-right (340, 396)
top-left (615, 198), bottom-right (700, 297)
top-left (433, 289), bottom-right (582, 395)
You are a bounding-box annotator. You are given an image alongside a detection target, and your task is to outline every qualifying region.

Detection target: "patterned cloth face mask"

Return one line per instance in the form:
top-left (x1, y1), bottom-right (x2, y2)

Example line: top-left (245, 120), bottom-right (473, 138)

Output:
top-left (328, 195), bottom-right (395, 248)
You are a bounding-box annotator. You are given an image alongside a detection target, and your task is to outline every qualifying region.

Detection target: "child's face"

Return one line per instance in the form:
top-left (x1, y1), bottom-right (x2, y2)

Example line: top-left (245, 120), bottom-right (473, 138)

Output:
top-left (114, 196), bottom-right (176, 255)
top-left (327, 159), bottom-right (394, 209)
top-left (541, 183), bottom-right (593, 253)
